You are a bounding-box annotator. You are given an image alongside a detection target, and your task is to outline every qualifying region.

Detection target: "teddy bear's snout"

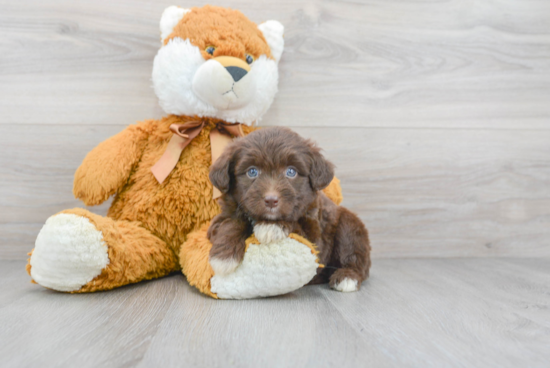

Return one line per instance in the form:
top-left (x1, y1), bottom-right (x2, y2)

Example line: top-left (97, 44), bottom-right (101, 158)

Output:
top-left (213, 56), bottom-right (251, 83)
top-left (225, 66), bottom-right (247, 82)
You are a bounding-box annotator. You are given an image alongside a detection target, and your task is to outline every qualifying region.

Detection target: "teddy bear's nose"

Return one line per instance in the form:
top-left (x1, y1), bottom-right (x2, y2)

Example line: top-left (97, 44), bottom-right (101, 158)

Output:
top-left (225, 66), bottom-right (248, 82)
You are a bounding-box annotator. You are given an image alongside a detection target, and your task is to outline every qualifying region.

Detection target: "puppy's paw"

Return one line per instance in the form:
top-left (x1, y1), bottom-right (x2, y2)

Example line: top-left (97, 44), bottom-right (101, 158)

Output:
top-left (253, 223), bottom-right (288, 244)
top-left (329, 269), bottom-right (361, 293)
top-left (209, 256), bottom-right (240, 276)
top-left (332, 278), bottom-right (358, 292)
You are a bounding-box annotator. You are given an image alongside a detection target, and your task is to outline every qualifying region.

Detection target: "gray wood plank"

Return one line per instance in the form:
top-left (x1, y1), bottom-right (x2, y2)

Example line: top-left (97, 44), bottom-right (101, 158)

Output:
top-left (2, 125), bottom-right (549, 259)
top-left (299, 127), bottom-right (550, 258)
top-left (1, 0), bottom-right (550, 129)
top-left (0, 261), bottom-right (179, 368)
top-left (319, 258), bottom-right (550, 368)
top-left (137, 282), bottom-right (387, 368)
top-left (1, 259), bottom-right (549, 368)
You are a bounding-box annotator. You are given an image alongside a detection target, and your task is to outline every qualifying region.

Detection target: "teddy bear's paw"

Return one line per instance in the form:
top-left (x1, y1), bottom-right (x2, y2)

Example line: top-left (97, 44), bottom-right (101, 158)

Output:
top-left (210, 236), bottom-right (319, 299)
top-left (253, 223), bottom-right (288, 244)
top-left (209, 256), bottom-right (240, 276)
top-left (30, 214), bottom-right (110, 292)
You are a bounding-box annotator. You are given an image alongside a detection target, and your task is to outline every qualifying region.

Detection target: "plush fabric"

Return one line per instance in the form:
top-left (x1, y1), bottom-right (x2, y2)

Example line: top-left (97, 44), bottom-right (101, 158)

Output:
top-left (164, 5), bottom-right (274, 60)
top-left (29, 213), bottom-right (110, 292)
top-left (26, 114), bottom-right (342, 296)
top-left (210, 233), bottom-right (321, 300)
top-left (153, 6), bottom-right (281, 124)
top-left (26, 5), bottom-right (343, 299)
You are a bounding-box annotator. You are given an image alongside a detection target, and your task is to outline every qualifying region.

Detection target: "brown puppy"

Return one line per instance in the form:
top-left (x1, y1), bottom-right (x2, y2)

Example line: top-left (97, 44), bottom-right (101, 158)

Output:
top-left (208, 127), bottom-right (371, 292)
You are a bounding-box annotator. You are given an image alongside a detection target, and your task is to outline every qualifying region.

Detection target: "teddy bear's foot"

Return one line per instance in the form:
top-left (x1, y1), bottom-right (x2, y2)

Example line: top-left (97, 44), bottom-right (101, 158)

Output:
top-left (30, 213), bottom-right (110, 292)
top-left (210, 230), bottom-right (320, 300)
top-left (181, 223), bottom-right (321, 299)
top-left (28, 208), bottom-right (179, 293)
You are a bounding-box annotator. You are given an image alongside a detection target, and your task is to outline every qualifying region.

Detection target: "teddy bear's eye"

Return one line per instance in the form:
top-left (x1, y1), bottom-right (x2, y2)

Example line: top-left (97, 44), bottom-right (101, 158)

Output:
top-left (245, 54), bottom-right (254, 64)
top-left (205, 46), bottom-right (215, 55)
top-left (247, 167), bottom-right (259, 178)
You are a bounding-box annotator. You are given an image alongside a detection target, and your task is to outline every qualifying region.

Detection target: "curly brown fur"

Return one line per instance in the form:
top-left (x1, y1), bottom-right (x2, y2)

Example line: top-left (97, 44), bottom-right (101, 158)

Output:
top-left (208, 127), bottom-right (371, 289)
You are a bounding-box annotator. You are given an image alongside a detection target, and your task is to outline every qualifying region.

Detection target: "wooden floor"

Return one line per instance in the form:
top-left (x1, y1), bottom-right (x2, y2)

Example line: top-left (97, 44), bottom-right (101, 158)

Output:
top-left (1, 258), bottom-right (549, 368)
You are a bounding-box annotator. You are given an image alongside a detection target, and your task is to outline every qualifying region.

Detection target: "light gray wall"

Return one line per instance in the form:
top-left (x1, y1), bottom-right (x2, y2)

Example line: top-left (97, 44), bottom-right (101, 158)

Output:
top-left (1, 0), bottom-right (549, 259)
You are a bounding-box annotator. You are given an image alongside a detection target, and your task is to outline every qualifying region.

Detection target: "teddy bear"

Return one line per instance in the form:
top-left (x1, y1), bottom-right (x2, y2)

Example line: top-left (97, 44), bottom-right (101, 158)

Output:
top-left (26, 5), bottom-right (342, 299)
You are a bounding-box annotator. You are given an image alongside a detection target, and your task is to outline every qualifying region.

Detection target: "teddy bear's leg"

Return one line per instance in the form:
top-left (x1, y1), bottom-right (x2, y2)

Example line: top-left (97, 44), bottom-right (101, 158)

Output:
top-left (27, 208), bottom-right (178, 293)
top-left (178, 224), bottom-right (217, 298)
top-left (323, 177), bottom-right (343, 205)
top-left (180, 223), bottom-right (321, 299)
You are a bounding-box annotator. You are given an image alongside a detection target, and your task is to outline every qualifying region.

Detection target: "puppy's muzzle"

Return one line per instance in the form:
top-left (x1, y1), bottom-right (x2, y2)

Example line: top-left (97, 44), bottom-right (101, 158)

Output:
top-left (214, 56), bottom-right (251, 82)
top-left (264, 195), bottom-right (279, 209)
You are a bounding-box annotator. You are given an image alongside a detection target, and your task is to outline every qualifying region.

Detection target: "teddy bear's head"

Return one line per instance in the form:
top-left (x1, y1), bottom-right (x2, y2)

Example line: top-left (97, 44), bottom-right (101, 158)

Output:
top-left (152, 5), bottom-right (284, 125)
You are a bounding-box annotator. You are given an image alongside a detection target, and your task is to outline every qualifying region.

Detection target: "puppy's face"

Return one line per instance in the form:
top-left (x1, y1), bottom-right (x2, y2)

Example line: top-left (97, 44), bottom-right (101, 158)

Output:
top-left (210, 127), bottom-right (334, 222)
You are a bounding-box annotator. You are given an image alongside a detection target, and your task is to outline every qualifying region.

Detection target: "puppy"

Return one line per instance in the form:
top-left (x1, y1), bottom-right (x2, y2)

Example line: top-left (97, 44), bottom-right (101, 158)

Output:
top-left (208, 127), bottom-right (371, 292)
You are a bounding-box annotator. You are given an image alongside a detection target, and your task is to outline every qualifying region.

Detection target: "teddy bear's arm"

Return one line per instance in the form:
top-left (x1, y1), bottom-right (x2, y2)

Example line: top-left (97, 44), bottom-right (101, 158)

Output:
top-left (73, 123), bottom-right (150, 206)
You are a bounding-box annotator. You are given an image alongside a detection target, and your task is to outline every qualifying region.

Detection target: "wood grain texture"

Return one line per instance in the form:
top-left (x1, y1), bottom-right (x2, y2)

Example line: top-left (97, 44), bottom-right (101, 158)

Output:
top-left (1, 125), bottom-right (549, 259)
top-left (1, 0), bottom-right (550, 259)
top-left (1, 0), bottom-right (550, 128)
top-left (1, 258), bottom-right (549, 367)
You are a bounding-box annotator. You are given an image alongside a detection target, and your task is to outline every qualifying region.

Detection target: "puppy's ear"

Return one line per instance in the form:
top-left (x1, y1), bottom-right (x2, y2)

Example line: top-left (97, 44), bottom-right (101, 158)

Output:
top-left (209, 146), bottom-right (238, 194)
top-left (309, 148), bottom-right (335, 191)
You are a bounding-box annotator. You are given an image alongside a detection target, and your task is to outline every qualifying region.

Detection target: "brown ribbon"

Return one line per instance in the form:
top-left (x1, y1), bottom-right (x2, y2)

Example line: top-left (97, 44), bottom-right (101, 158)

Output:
top-left (151, 120), bottom-right (244, 199)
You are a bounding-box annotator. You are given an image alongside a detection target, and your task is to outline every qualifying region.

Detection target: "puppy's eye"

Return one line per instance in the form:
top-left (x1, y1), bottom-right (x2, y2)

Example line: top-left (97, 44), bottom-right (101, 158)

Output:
top-left (205, 46), bottom-right (215, 55)
top-left (245, 54), bottom-right (254, 64)
top-left (286, 167), bottom-right (297, 178)
top-left (247, 167), bottom-right (259, 178)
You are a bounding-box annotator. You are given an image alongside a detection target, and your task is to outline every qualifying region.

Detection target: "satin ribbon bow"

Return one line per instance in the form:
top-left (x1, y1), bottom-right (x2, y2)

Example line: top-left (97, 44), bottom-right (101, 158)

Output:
top-left (151, 120), bottom-right (244, 199)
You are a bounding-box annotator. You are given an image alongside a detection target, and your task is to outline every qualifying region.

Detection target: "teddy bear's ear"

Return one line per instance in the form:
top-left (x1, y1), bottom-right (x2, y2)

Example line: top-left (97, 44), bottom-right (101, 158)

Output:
top-left (160, 6), bottom-right (191, 43)
top-left (258, 20), bottom-right (284, 63)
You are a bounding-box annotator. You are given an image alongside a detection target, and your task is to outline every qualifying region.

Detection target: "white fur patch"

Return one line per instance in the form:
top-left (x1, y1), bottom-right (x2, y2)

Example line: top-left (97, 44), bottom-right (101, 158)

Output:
top-left (192, 59), bottom-right (256, 110)
top-left (253, 223), bottom-right (287, 244)
top-left (152, 38), bottom-right (279, 125)
top-left (258, 20), bottom-right (284, 63)
top-left (332, 278), bottom-right (358, 292)
top-left (211, 237), bottom-right (319, 299)
top-left (30, 214), bottom-right (110, 292)
top-left (160, 6), bottom-right (190, 42)
top-left (209, 257), bottom-right (240, 276)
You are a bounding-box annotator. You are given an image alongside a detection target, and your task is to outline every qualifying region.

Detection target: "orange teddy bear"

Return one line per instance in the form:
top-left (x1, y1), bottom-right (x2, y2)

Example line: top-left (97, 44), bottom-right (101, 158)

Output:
top-left (26, 5), bottom-right (342, 299)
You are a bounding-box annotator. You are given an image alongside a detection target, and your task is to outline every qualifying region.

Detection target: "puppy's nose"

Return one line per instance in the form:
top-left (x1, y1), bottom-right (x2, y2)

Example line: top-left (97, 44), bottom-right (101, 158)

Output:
top-left (225, 66), bottom-right (247, 82)
top-left (264, 195), bottom-right (279, 209)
